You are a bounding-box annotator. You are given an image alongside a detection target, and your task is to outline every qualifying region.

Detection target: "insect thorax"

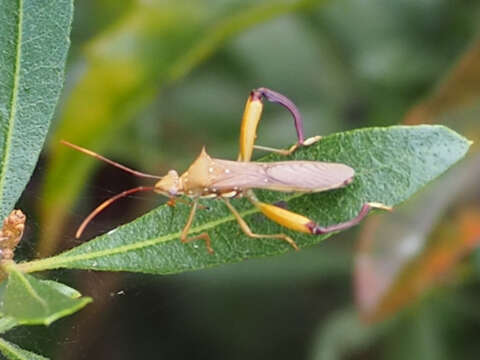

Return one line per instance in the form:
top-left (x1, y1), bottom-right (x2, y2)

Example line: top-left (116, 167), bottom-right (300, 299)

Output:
top-left (181, 148), bottom-right (241, 198)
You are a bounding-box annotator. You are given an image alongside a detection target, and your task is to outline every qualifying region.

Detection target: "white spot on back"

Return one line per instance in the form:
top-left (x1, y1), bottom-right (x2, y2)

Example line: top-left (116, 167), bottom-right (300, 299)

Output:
top-left (202, 193), bottom-right (217, 199)
top-left (221, 191), bottom-right (237, 198)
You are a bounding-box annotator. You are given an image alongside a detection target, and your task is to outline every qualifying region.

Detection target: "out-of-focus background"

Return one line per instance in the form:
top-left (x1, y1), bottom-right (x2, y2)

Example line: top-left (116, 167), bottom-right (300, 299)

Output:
top-left (7, 0), bottom-right (480, 358)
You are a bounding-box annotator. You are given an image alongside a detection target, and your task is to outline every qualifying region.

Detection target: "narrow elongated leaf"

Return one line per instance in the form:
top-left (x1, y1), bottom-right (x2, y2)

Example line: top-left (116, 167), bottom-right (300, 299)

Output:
top-left (20, 125), bottom-right (470, 275)
top-left (0, 0), bottom-right (73, 220)
top-left (404, 38), bottom-right (480, 125)
top-left (0, 268), bottom-right (91, 326)
top-left (0, 338), bottom-right (47, 360)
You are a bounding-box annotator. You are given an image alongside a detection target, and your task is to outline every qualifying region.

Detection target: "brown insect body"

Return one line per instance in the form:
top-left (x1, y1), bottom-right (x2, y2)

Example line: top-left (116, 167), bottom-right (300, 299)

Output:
top-left (65, 87), bottom-right (390, 253)
top-left (154, 147), bottom-right (355, 199)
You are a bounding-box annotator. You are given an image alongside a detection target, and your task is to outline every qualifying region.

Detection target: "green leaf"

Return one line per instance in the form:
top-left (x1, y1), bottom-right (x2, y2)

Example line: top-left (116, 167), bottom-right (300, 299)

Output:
top-left (0, 268), bottom-right (91, 326)
top-left (0, 0), bottom-right (73, 220)
top-left (20, 125), bottom-right (470, 274)
top-left (36, 279), bottom-right (82, 299)
top-left (37, 0), bottom-right (326, 256)
top-left (0, 338), bottom-right (47, 360)
top-left (0, 317), bottom-right (17, 334)
top-left (0, 278), bottom-right (80, 334)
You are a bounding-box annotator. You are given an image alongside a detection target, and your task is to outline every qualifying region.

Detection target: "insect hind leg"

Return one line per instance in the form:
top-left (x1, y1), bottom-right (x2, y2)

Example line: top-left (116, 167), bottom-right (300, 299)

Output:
top-left (253, 135), bottom-right (322, 156)
top-left (251, 88), bottom-right (322, 156)
top-left (248, 192), bottom-right (392, 243)
top-left (238, 87), bottom-right (321, 162)
top-left (306, 202), bottom-right (392, 234)
top-left (254, 87), bottom-right (305, 144)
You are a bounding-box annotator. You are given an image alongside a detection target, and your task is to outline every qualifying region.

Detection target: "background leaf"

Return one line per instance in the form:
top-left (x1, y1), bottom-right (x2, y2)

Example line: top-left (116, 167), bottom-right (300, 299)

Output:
top-left (404, 38), bottom-right (480, 126)
top-left (0, 268), bottom-right (91, 326)
top-left (0, 0), bottom-right (73, 220)
top-left (355, 153), bottom-right (480, 321)
top-left (0, 317), bottom-right (17, 334)
top-left (355, 36), bottom-right (480, 322)
top-left (20, 125), bottom-right (470, 274)
top-left (0, 338), bottom-right (47, 360)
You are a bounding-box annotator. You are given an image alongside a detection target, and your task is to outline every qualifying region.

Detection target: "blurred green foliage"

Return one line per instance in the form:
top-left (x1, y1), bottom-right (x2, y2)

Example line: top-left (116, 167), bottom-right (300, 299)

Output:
top-left (9, 0), bottom-right (480, 359)
top-left (0, 268), bottom-right (90, 326)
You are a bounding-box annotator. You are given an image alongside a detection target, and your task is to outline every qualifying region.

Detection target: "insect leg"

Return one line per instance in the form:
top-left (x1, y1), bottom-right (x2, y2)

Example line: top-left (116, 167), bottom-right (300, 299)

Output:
top-left (222, 198), bottom-right (299, 250)
top-left (167, 197), bottom-right (207, 209)
top-left (255, 87), bottom-right (305, 144)
top-left (238, 87), bottom-right (320, 162)
top-left (237, 89), bottom-right (264, 162)
top-left (180, 200), bottom-right (213, 253)
top-left (254, 87), bottom-right (322, 155)
top-left (253, 135), bottom-right (322, 156)
top-left (248, 191), bottom-right (391, 239)
top-left (306, 203), bottom-right (392, 235)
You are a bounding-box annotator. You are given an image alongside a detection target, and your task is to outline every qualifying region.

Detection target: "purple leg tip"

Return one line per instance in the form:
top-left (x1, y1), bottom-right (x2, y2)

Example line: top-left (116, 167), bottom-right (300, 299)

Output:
top-left (252, 87), bottom-right (305, 144)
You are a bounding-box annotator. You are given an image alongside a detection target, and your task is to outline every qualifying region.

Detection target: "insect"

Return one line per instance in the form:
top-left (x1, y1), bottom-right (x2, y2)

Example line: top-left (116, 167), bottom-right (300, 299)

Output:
top-left (63, 87), bottom-right (390, 253)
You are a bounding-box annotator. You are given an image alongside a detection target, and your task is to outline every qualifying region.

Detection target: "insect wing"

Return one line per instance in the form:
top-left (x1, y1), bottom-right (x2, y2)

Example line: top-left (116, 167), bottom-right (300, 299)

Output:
top-left (263, 161), bottom-right (354, 191)
top-left (211, 159), bottom-right (354, 192)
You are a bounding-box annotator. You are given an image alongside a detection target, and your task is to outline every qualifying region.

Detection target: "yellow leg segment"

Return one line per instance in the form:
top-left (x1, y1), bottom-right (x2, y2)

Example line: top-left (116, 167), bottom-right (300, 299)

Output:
top-left (180, 200), bottom-right (213, 253)
top-left (222, 198), bottom-right (299, 250)
top-left (250, 194), bottom-right (392, 237)
top-left (237, 95), bottom-right (263, 162)
top-left (237, 88), bottom-right (322, 161)
top-left (253, 201), bottom-right (312, 234)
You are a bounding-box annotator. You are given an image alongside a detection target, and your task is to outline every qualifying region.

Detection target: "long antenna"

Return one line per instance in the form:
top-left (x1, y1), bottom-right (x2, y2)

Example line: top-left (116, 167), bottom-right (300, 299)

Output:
top-left (61, 140), bottom-right (163, 179)
top-left (75, 186), bottom-right (157, 238)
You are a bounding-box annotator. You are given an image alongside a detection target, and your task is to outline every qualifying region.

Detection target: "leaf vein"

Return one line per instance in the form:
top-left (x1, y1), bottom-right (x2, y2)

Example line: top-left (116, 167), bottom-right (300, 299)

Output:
top-left (14, 271), bottom-right (49, 313)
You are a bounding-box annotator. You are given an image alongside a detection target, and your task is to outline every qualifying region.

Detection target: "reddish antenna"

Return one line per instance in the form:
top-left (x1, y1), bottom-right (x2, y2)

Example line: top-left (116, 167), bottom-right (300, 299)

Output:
top-left (61, 140), bottom-right (163, 237)
top-left (75, 186), bottom-right (156, 238)
top-left (61, 140), bottom-right (162, 179)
